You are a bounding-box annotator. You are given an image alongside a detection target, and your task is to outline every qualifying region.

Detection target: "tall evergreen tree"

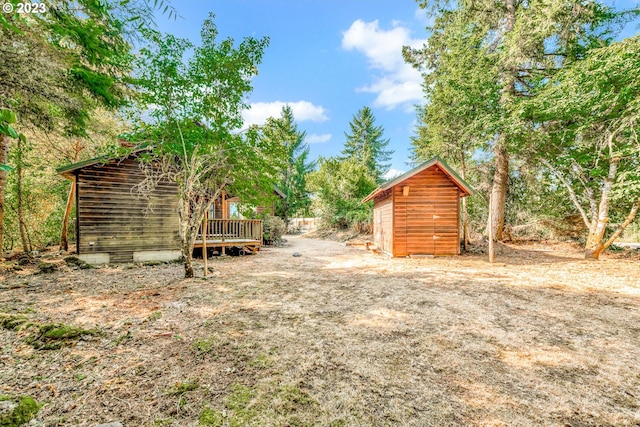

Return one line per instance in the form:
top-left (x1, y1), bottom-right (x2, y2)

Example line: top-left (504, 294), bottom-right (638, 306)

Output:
top-left (0, 0), bottom-right (176, 250)
top-left (341, 107), bottom-right (392, 183)
top-left (405, 0), bottom-right (620, 241)
top-left (261, 106), bottom-right (315, 223)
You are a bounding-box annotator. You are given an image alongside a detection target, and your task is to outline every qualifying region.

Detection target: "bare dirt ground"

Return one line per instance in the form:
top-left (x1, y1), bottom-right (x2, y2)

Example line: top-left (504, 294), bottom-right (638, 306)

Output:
top-left (1, 236), bottom-right (639, 426)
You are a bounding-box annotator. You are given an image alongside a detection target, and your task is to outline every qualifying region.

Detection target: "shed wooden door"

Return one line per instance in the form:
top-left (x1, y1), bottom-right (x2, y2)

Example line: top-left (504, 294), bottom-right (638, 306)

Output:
top-left (373, 196), bottom-right (393, 255)
top-left (397, 202), bottom-right (436, 255)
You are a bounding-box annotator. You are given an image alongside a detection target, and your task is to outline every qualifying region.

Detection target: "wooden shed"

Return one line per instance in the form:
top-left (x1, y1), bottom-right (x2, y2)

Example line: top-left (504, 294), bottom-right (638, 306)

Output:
top-left (57, 151), bottom-right (182, 264)
top-left (362, 156), bottom-right (473, 257)
top-left (58, 151), bottom-right (281, 264)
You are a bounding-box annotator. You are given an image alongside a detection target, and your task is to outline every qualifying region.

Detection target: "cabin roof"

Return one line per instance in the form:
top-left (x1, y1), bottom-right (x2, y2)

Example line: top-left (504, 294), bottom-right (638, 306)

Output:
top-left (273, 185), bottom-right (286, 199)
top-left (57, 149), bottom-right (288, 199)
top-left (362, 156), bottom-right (474, 203)
top-left (56, 148), bottom-right (151, 180)
top-left (56, 155), bottom-right (111, 179)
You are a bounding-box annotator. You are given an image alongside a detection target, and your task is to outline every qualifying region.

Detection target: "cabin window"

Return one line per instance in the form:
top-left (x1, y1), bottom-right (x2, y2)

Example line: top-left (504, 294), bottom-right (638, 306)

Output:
top-left (229, 202), bottom-right (240, 218)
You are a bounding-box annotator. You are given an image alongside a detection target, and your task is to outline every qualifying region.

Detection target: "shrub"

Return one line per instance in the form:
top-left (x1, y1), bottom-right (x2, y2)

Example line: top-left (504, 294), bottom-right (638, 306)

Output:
top-left (263, 216), bottom-right (286, 245)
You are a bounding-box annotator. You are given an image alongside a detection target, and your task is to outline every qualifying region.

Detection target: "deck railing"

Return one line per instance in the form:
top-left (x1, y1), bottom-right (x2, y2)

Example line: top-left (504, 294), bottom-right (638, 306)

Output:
top-left (198, 219), bottom-right (263, 243)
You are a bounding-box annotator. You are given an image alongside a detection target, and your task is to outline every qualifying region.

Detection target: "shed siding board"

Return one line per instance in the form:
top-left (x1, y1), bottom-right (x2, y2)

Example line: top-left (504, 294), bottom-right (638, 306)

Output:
top-left (376, 166), bottom-right (460, 257)
top-left (77, 157), bottom-right (180, 263)
top-left (372, 195), bottom-right (393, 255)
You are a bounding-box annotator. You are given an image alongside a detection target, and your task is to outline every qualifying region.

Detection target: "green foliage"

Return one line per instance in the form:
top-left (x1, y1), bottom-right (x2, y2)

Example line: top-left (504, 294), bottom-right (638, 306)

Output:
top-left (203, 382), bottom-right (317, 427)
top-left (521, 35), bottom-right (640, 248)
top-left (193, 337), bottom-right (217, 356)
top-left (0, 395), bottom-right (40, 427)
top-left (199, 407), bottom-right (224, 426)
top-left (147, 311), bottom-right (162, 321)
top-left (3, 133), bottom-right (70, 251)
top-left (262, 215), bottom-right (287, 245)
top-left (306, 108), bottom-right (389, 234)
top-left (0, 0), bottom-right (144, 136)
top-left (341, 106), bottom-right (392, 183)
top-left (405, 0), bottom-right (635, 241)
top-left (0, 313), bottom-right (28, 331)
top-left (167, 379), bottom-right (199, 396)
top-left (130, 15), bottom-right (271, 277)
top-left (307, 158), bottom-right (376, 232)
top-left (0, 109), bottom-right (20, 143)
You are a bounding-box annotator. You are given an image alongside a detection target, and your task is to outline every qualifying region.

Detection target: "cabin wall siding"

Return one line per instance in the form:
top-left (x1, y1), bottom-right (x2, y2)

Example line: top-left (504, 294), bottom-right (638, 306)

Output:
top-left (76, 158), bottom-right (181, 263)
top-left (373, 166), bottom-right (460, 257)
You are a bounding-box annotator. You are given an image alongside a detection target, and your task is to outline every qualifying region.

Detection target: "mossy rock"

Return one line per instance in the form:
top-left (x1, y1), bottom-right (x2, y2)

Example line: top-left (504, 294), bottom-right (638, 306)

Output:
top-left (0, 314), bottom-right (28, 331)
top-left (0, 395), bottom-right (40, 427)
top-left (17, 255), bottom-right (31, 266)
top-left (37, 262), bottom-right (58, 274)
top-left (26, 323), bottom-right (98, 350)
top-left (63, 256), bottom-right (92, 269)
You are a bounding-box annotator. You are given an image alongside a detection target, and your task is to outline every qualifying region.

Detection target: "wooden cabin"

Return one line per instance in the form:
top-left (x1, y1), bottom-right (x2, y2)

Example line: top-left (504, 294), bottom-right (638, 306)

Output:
top-left (58, 151), bottom-right (281, 264)
top-left (362, 156), bottom-right (473, 257)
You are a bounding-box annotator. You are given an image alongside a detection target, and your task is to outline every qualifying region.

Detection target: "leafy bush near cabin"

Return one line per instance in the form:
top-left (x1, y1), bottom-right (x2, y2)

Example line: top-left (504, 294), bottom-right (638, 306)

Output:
top-left (263, 216), bottom-right (286, 245)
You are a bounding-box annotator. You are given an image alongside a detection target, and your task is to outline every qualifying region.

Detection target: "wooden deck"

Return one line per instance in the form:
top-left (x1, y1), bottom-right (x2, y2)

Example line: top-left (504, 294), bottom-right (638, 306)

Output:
top-left (193, 219), bottom-right (263, 251)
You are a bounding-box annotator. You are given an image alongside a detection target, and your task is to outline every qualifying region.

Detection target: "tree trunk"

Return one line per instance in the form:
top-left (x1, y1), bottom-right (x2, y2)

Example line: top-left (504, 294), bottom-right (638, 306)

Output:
top-left (584, 158), bottom-right (618, 260)
top-left (461, 155), bottom-right (468, 251)
top-left (485, 0), bottom-right (516, 242)
top-left (60, 141), bottom-right (83, 251)
top-left (177, 195), bottom-right (193, 278)
top-left (584, 220), bottom-right (607, 260)
top-left (487, 142), bottom-right (509, 241)
top-left (60, 181), bottom-right (75, 251)
top-left (16, 138), bottom-right (31, 254)
top-left (183, 241), bottom-right (194, 278)
top-left (0, 133), bottom-right (8, 252)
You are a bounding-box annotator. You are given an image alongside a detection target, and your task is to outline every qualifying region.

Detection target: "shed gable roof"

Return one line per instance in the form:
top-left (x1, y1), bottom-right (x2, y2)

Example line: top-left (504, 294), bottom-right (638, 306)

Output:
top-left (362, 156), bottom-right (474, 203)
top-left (57, 149), bottom-right (287, 199)
top-left (56, 148), bottom-right (150, 180)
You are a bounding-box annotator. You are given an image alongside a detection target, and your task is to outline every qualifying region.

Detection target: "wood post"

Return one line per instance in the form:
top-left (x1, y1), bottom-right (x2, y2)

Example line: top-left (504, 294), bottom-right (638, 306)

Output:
top-left (221, 191), bottom-right (226, 255)
top-left (203, 210), bottom-right (208, 277)
top-left (488, 191), bottom-right (494, 264)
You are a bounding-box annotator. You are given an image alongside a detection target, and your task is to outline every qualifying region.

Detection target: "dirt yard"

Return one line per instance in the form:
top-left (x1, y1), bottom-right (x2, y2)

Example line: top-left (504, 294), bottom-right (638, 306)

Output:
top-left (1, 236), bottom-right (639, 426)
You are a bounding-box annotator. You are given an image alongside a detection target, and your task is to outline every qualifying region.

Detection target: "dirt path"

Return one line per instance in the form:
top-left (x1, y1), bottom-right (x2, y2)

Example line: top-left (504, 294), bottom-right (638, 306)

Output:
top-left (1, 236), bottom-right (639, 426)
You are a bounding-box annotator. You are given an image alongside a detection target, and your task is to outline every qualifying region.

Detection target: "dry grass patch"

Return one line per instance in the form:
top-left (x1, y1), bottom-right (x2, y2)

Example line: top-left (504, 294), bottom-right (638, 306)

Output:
top-left (0, 237), bottom-right (639, 425)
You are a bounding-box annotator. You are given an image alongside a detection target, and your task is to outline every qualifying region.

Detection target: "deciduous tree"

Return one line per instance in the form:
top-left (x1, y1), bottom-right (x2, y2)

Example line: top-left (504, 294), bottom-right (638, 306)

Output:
top-left (131, 16), bottom-right (270, 278)
top-left (307, 157), bottom-right (376, 232)
top-left (526, 36), bottom-right (640, 259)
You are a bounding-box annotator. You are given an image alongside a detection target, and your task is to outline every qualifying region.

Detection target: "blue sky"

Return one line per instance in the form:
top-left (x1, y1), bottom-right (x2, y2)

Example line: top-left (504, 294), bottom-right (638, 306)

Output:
top-left (155, 1), bottom-right (639, 178)
top-left (153, 1), bottom-right (430, 178)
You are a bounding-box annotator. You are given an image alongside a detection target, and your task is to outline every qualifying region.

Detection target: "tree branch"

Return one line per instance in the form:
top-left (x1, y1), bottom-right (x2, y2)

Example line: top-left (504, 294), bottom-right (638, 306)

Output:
top-left (602, 201), bottom-right (640, 250)
top-left (541, 159), bottom-right (591, 229)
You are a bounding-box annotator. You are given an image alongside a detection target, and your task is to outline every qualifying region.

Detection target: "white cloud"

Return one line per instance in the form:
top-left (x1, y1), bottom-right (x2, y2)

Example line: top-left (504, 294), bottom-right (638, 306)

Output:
top-left (243, 101), bottom-right (329, 127)
top-left (305, 133), bottom-right (332, 144)
top-left (383, 168), bottom-right (405, 180)
top-left (342, 19), bottom-right (427, 110)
